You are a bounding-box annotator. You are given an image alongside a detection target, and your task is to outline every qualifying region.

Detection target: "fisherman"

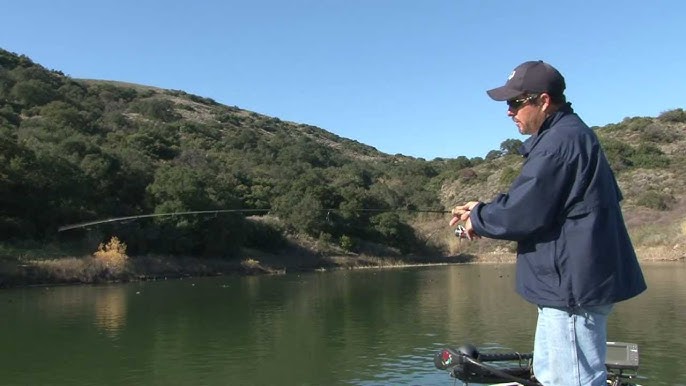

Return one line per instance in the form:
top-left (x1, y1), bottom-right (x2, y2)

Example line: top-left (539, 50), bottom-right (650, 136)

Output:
top-left (450, 60), bottom-right (646, 386)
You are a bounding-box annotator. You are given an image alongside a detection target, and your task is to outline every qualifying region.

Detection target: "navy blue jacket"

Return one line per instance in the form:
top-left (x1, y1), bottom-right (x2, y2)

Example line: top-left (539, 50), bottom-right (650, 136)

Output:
top-left (470, 104), bottom-right (646, 307)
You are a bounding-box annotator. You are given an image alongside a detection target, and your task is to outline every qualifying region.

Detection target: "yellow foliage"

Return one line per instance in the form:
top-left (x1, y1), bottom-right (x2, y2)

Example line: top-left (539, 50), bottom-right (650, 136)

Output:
top-left (94, 237), bottom-right (129, 270)
top-left (241, 258), bottom-right (260, 269)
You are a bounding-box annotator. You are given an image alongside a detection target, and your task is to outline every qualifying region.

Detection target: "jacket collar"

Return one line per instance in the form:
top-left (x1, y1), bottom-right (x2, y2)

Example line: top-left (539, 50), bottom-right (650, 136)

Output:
top-left (518, 102), bottom-right (574, 157)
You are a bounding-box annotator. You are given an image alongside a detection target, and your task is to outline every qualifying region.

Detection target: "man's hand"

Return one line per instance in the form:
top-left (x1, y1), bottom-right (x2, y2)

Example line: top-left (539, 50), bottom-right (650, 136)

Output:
top-left (449, 201), bottom-right (480, 226)
top-left (449, 201), bottom-right (481, 240)
top-left (463, 217), bottom-right (479, 240)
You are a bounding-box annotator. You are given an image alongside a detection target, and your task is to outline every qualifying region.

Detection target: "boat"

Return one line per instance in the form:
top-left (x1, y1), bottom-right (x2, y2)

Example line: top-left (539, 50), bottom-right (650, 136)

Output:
top-left (434, 341), bottom-right (644, 385)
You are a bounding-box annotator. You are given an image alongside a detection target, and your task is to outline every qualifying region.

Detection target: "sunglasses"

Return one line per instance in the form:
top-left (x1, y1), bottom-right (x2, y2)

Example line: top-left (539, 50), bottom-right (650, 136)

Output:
top-left (507, 94), bottom-right (539, 110)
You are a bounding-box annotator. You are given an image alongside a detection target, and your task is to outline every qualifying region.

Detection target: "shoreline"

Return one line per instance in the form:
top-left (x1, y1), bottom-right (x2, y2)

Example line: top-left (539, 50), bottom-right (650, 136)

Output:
top-left (1, 248), bottom-right (683, 289)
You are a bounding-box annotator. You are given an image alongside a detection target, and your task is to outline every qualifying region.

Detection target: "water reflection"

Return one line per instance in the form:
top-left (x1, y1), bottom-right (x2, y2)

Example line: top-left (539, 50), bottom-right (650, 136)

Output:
top-left (0, 262), bottom-right (683, 385)
top-left (93, 286), bottom-right (128, 337)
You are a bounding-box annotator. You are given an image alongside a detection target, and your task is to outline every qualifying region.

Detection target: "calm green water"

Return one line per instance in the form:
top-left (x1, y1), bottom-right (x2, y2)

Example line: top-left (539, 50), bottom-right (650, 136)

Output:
top-left (0, 262), bottom-right (684, 385)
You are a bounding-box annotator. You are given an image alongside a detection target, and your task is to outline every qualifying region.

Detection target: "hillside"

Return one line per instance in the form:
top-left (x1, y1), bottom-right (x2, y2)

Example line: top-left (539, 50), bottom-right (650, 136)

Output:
top-left (0, 47), bottom-right (447, 261)
top-left (1, 47), bottom-right (685, 286)
top-left (431, 114), bottom-right (686, 261)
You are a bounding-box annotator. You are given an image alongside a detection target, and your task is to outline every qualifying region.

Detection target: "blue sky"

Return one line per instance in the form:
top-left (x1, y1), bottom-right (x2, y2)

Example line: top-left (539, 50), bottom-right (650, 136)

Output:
top-left (2, 1), bottom-right (684, 160)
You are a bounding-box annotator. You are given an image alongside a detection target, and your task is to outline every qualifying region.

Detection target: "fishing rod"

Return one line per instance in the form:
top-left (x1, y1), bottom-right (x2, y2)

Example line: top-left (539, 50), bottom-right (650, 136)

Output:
top-left (56, 209), bottom-right (273, 232)
top-left (57, 207), bottom-right (453, 232)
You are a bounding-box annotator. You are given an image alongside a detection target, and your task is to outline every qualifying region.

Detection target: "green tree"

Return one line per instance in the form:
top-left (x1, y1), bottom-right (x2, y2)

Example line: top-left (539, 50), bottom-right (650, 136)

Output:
top-left (10, 79), bottom-right (56, 107)
top-left (500, 138), bottom-right (523, 155)
top-left (145, 164), bottom-right (246, 256)
top-left (0, 128), bottom-right (87, 238)
top-left (127, 124), bottom-right (179, 160)
top-left (40, 101), bottom-right (88, 131)
top-left (485, 149), bottom-right (503, 161)
top-left (273, 191), bottom-right (326, 235)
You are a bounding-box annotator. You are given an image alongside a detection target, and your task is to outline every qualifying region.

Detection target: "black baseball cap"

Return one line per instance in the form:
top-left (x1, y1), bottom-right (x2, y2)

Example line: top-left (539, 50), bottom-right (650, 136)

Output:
top-left (487, 60), bottom-right (566, 101)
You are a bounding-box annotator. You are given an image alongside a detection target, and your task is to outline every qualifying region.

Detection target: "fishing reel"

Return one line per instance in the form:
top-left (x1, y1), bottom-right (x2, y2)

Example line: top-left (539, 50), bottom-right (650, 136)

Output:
top-left (454, 224), bottom-right (468, 239)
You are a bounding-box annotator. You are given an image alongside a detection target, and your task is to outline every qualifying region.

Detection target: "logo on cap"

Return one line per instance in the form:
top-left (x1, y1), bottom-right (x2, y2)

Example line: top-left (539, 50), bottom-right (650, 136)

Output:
top-left (507, 70), bottom-right (516, 80)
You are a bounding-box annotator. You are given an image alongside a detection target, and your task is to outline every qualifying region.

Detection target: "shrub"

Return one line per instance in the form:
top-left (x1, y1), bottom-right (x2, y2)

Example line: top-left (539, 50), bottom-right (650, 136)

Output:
top-left (640, 123), bottom-right (683, 143)
top-left (132, 98), bottom-right (180, 122)
top-left (93, 236), bottom-right (129, 273)
top-left (459, 168), bottom-right (478, 182)
top-left (243, 218), bottom-right (286, 252)
top-left (499, 166), bottom-right (519, 185)
top-left (621, 116), bottom-right (653, 131)
top-left (188, 94), bottom-right (218, 105)
top-left (241, 258), bottom-right (260, 269)
top-left (339, 235), bottom-right (355, 251)
top-left (658, 108), bottom-right (686, 123)
top-left (316, 232), bottom-right (333, 250)
top-left (631, 144), bottom-right (670, 168)
top-left (637, 190), bottom-right (675, 211)
top-left (602, 138), bottom-right (634, 171)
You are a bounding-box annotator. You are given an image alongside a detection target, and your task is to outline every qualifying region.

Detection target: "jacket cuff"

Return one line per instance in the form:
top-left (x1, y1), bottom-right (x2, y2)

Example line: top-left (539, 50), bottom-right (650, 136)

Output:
top-left (469, 202), bottom-right (485, 236)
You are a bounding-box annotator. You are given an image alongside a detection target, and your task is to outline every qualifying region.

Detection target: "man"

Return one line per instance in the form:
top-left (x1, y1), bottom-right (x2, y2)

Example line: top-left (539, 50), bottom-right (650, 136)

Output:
top-left (450, 61), bottom-right (646, 386)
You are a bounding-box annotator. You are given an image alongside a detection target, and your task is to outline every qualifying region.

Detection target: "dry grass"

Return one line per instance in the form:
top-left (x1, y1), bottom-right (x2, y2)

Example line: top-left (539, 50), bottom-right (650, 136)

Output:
top-left (30, 257), bottom-right (107, 283)
top-left (635, 245), bottom-right (685, 261)
top-left (21, 237), bottom-right (133, 284)
top-left (240, 258), bottom-right (285, 275)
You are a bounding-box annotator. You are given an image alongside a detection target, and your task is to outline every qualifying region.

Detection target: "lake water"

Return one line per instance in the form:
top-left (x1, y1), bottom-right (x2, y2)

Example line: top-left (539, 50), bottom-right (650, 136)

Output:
top-left (0, 262), bottom-right (684, 385)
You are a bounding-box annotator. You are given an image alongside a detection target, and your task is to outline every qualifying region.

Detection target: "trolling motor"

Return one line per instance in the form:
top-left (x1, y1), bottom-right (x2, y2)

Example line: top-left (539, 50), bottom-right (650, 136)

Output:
top-left (434, 344), bottom-right (538, 386)
top-left (434, 342), bottom-right (644, 386)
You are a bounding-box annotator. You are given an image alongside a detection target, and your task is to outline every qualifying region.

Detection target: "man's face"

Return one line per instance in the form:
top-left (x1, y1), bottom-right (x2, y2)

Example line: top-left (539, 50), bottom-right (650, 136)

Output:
top-left (506, 94), bottom-right (548, 135)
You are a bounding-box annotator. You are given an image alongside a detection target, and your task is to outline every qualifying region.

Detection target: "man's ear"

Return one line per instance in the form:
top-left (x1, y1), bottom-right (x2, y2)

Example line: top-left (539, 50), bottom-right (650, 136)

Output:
top-left (540, 93), bottom-right (551, 112)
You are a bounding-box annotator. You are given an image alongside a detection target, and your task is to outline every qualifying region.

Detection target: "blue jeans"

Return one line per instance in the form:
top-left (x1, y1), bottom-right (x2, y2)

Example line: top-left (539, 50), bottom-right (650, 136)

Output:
top-left (533, 304), bottom-right (613, 386)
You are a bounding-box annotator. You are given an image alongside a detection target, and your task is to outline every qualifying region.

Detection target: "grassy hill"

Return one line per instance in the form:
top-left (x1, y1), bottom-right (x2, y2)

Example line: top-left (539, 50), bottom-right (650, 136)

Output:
top-left (1, 48), bottom-right (444, 266)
